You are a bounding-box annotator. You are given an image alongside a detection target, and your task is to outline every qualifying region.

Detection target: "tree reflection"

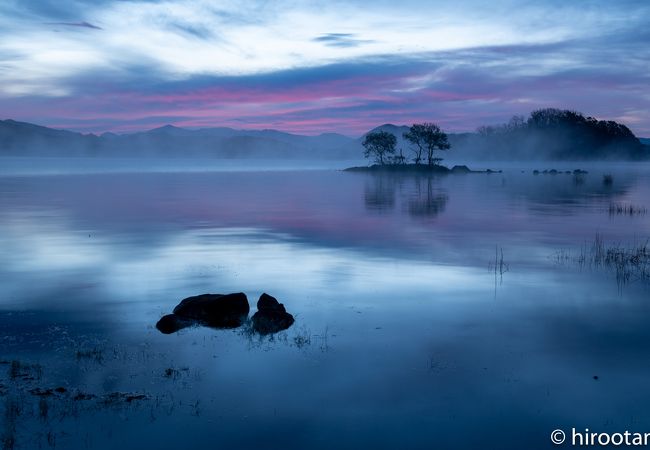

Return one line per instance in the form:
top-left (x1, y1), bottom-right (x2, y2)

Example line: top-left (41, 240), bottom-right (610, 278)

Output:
top-left (364, 176), bottom-right (397, 211)
top-left (407, 177), bottom-right (448, 217)
top-left (363, 173), bottom-right (449, 218)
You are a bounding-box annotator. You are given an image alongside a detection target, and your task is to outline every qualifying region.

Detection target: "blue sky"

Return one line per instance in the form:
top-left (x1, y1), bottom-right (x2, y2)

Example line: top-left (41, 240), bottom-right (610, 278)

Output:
top-left (0, 0), bottom-right (648, 136)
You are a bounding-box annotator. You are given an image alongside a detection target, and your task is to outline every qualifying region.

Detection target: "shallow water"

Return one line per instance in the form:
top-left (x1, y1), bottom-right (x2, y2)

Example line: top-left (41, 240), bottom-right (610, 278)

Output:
top-left (1, 163), bottom-right (649, 449)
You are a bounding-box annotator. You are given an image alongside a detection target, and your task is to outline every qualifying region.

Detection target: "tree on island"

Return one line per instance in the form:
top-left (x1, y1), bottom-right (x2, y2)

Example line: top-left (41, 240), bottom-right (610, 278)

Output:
top-left (362, 130), bottom-right (396, 165)
top-left (403, 123), bottom-right (450, 166)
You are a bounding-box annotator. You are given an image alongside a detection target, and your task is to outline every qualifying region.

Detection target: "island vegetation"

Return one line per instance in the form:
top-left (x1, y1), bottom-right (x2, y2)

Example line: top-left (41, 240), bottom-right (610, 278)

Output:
top-left (347, 108), bottom-right (648, 172)
top-left (353, 122), bottom-right (460, 173)
top-left (473, 108), bottom-right (647, 160)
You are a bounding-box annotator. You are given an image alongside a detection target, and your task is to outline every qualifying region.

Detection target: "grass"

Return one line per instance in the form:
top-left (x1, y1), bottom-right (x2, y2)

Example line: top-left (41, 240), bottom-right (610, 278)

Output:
top-left (608, 203), bottom-right (647, 216)
top-left (292, 327), bottom-right (312, 349)
top-left (75, 348), bottom-right (104, 363)
top-left (8, 361), bottom-right (42, 382)
top-left (555, 234), bottom-right (650, 287)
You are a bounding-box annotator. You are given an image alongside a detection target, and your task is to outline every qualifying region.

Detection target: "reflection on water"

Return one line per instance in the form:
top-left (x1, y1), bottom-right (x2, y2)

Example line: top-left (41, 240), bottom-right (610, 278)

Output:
top-left (364, 174), bottom-right (449, 218)
top-left (1, 165), bottom-right (650, 449)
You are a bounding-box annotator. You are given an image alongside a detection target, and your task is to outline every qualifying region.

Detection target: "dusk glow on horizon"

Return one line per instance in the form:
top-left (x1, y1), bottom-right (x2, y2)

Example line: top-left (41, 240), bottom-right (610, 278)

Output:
top-left (1, 0), bottom-right (649, 136)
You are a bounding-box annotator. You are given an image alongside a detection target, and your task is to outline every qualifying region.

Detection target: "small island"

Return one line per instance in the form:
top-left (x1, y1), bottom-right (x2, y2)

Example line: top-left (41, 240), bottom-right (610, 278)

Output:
top-left (344, 121), bottom-right (500, 173)
top-left (345, 108), bottom-right (648, 173)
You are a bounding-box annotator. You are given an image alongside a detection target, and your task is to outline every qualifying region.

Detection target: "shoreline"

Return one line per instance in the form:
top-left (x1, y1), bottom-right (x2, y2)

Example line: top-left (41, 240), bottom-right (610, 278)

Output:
top-left (343, 163), bottom-right (502, 174)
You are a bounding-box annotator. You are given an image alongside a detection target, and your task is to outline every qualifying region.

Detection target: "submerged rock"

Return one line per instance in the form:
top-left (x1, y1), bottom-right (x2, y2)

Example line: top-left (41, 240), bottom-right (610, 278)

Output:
top-left (251, 293), bottom-right (295, 335)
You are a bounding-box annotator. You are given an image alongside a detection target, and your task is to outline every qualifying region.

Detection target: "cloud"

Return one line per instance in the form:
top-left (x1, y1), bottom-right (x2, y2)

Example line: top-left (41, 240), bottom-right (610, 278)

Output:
top-left (45, 21), bottom-right (103, 30)
top-left (0, 0), bottom-right (649, 135)
top-left (313, 33), bottom-right (373, 48)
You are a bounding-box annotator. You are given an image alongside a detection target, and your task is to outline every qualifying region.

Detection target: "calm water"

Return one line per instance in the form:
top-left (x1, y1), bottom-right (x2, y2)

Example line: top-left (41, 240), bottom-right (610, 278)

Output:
top-left (1, 162), bottom-right (650, 449)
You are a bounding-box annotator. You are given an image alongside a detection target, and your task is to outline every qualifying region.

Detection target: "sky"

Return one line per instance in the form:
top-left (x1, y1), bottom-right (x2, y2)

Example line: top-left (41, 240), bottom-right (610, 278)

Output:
top-left (0, 0), bottom-right (649, 136)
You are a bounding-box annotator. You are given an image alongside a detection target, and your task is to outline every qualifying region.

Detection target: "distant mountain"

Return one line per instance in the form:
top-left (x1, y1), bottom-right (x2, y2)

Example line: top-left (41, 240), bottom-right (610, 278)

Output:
top-left (0, 119), bottom-right (102, 157)
top-left (2, 114), bottom-right (647, 161)
top-left (0, 120), bottom-right (359, 159)
top-left (363, 124), bottom-right (410, 139)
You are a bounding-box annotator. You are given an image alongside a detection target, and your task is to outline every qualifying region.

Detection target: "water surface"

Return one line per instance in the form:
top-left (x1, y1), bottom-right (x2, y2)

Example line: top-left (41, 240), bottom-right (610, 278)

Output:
top-left (1, 163), bottom-right (649, 449)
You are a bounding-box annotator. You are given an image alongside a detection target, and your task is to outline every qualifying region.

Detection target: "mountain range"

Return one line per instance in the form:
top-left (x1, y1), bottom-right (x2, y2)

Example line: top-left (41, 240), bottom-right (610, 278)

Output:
top-left (1, 118), bottom-right (648, 160)
top-left (0, 119), bottom-right (360, 159)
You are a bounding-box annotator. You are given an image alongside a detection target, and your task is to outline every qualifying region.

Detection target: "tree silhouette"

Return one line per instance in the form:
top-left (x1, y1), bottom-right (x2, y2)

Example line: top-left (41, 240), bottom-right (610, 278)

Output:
top-left (403, 123), bottom-right (450, 165)
top-left (476, 109), bottom-right (645, 159)
top-left (362, 131), bottom-right (396, 165)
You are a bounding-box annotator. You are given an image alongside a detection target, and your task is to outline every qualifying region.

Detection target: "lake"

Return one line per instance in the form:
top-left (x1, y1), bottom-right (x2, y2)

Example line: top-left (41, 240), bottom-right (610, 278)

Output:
top-left (1, 161), bottom-right (649, 449)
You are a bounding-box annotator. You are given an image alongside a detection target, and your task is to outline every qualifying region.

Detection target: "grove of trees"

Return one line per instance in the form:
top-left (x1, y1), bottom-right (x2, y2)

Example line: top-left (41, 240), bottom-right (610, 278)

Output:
top-left (476, 108), bottom-right (645, 159)
top-left (403, 122), bottom-right (450, 165)
top-left (362, 122), bottom-right (450, 166)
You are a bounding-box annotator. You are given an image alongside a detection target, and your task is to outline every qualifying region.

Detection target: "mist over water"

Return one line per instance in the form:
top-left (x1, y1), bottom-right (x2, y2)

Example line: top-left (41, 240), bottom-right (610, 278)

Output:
top-left (1, 161), bottom-right (650, 449)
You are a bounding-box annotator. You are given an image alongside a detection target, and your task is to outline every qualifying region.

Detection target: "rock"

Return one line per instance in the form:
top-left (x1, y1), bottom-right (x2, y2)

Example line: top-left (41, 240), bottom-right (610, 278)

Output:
top-left (156, 314), bottom-right (193, 334)
top-left (73, 392), bottom-right (96, 401)
top-left (257, 292), bottom-right (287, 313)
top-left (156, 292), bottom-right (250, 334)
top-left (29, 388), bottom-right (54, 397)
top-left (102, 392), bottom-right (148, 404)
top-left (172, 292), bottom-right (249, 328)
top-left (252, 293), bottom-right (295, 335)
top-left (451, 165), bottom-right (471, 174)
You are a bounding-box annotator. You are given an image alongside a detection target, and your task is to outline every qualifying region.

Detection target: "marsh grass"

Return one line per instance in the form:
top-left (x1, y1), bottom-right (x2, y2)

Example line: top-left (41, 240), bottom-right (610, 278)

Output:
top-left (292, 327), bottom-right (312, 349)
top-left (75, 348), bottom-right (104, 364)
top-left (554, 234), bottom-right (650, 287)
top-left (8, 361), bottom-right (42, 382)
top-left (608, 203), bottom-right (647, 216)
top-left (488, 246), bottom-right (509, 295)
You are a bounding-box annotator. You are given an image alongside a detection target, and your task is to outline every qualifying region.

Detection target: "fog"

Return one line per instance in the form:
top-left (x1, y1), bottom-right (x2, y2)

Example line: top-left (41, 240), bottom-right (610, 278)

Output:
top-left (2, 109), bottom-right (648, 167)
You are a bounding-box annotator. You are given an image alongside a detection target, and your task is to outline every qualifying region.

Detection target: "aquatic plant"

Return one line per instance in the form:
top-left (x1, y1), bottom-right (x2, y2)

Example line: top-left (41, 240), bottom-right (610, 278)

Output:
top-left (608, 203), bottom-right (647, 216)
top-left (555, 234), bottom-right (650, 287)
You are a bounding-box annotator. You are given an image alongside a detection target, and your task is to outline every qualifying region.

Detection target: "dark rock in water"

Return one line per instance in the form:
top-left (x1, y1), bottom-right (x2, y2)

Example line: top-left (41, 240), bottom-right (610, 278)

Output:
top-left (252, 293), bottom-right (295, 335)
top-left (73, 392), bottom-right (96, 401)
top-left (451, 165), bottom-right (471, 174)
top-left (102, 392), bottom-right (148, 404)
top-left (156, 292), bottom-right (250, 334)
top-left (157, 292), bottom-right (295, 336)
top-left (29, 388), bottom-right (54, 397)
top-left (156, 314), bottom-right (193, 334)
top-left (173, 292), bottom-right (249, 328)
top-left (533, 170), bottom-right (540, 175)
top-left (257, 292), bottom-right (287, 313)
top-left (573, 169), bottom-right (589, 174)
